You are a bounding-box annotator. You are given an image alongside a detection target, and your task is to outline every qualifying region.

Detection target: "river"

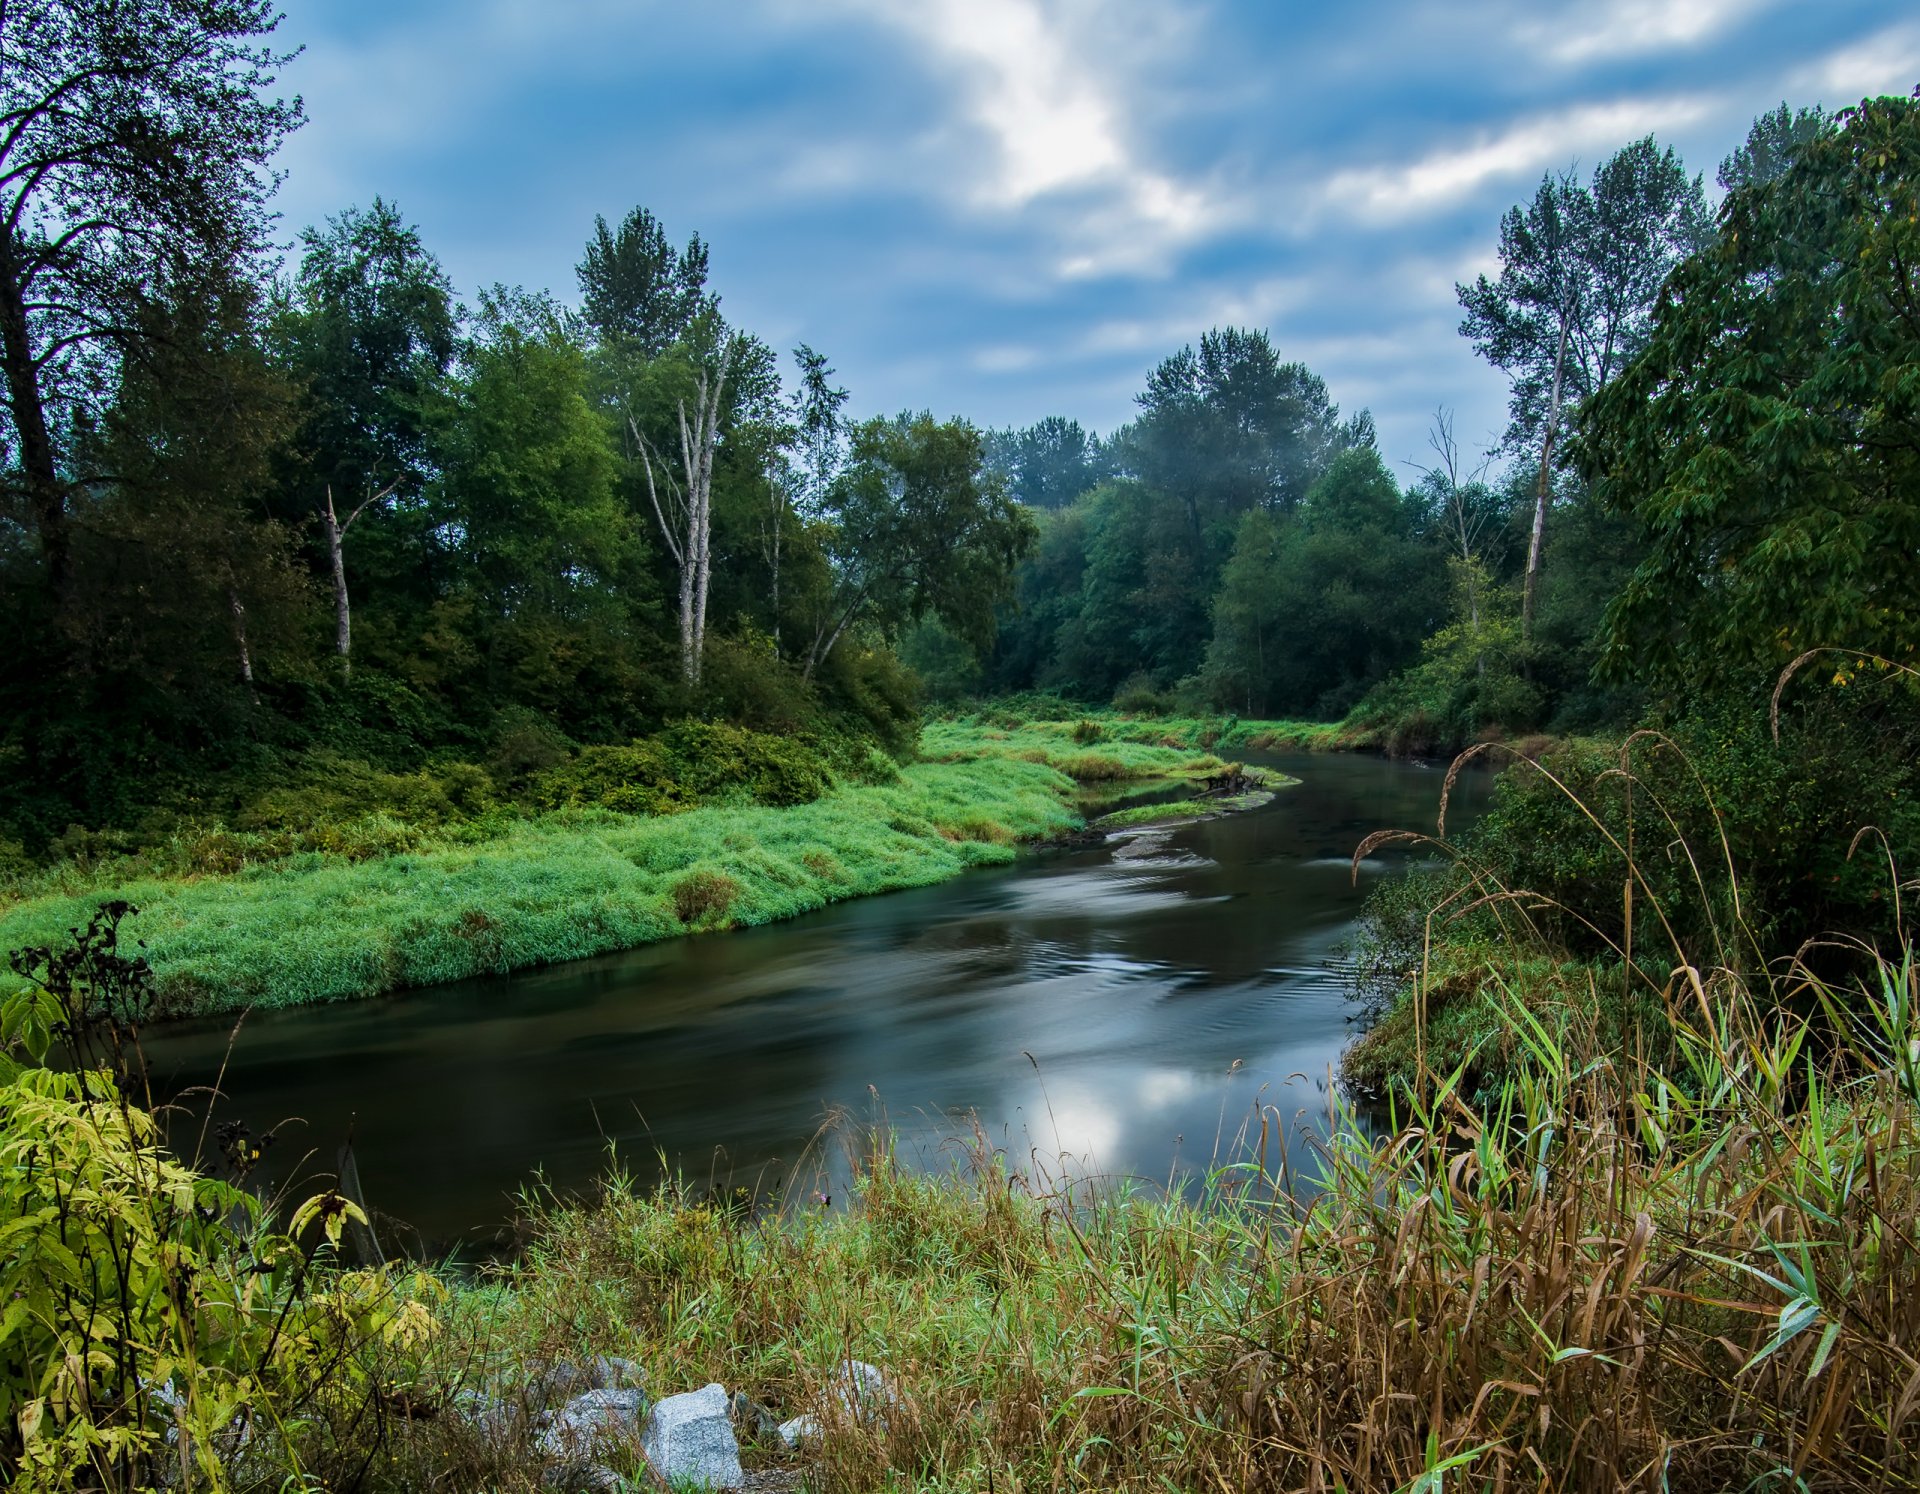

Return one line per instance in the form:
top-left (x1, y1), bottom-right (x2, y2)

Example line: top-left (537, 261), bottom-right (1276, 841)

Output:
top-left (141, 752), bottom-right (1486, 1252)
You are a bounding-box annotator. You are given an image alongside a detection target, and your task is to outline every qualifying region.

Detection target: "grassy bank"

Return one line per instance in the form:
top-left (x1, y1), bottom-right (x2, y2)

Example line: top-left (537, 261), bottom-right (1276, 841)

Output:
top-left (0, 721), bottom-right (1251, 1017)
top-left (930, 705), bottom-right (1369, 759)
top-left (451, 962), bottom-right (1920, 1491)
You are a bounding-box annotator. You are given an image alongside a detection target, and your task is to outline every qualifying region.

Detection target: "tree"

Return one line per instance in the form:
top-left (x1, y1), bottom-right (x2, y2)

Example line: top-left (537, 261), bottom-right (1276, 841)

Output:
top-left (0, 0), bottom-right (300, 596)
top-left (1582, 95), bottom-right (1920, 693)
top-left (990, 416), bottom-right (1103, 509)
top-left (577, 207), bottom-right (712, 354)
top-left (633, 333), bottom-right (740, 687)
top-left (1719, 102), bottom-right (1830, 193)
top-left (774, 343), bottom-right (849, 657)
top-left (1199, 449), bottom-right (1441, 716)
top-left (1122, 327), bottom-right (1362, 532)
top-left (436, 288), bottom-right (647, 718)
top-left (801, 413), bottom-right (1035, 680)
top-left (1410, 409), bottom-right (1503, 676)
top-left (278, 200), bottom-right (456, 673)
top-left (1459, 139), bottom-right (1708, 638)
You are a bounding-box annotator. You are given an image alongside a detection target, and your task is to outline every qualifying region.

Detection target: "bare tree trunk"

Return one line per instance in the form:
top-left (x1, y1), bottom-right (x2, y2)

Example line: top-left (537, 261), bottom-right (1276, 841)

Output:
top-left (324, 482), bottom-right (396, 679)
top-left (1522, 316), bottom-right (1571, 645)
top-left (325, 491), bottom-right (351, 669)
top-left (641, 341), bottom-right (735, 689)
top-left (228, 585), bottom-right (255, 692)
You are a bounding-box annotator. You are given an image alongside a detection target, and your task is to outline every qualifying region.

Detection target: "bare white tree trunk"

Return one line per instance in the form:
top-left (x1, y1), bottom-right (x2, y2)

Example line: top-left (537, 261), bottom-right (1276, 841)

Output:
top-left (324, 481), bottom-right (396, 679)
top-left (228, 584), bottom-right (254, 691)
top-left (1522, 316), bottom-right (1571, 645)
top-left (638, 340), bottom-right (735, 688)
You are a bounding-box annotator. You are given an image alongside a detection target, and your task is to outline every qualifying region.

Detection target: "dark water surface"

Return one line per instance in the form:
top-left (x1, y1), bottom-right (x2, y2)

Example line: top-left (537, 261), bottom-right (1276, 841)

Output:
top-left (142, 753), bottom-right (1487, 1248)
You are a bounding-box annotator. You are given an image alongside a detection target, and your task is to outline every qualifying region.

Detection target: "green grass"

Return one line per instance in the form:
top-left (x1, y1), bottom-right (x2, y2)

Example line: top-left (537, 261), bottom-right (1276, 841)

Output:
top-left (0, 715), bottom-right (1263, 1018)
top-left (936, 705), bottom-right (1373, 758)
top-left (0, 757), bottom-right (1079, 1016)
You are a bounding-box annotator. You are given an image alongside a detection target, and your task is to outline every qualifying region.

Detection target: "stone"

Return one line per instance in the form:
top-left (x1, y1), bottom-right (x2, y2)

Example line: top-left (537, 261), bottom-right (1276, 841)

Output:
top-left (450, 1387), bottom-right (516, 1440)
top-left (641, 1383), bottom-right (744, 1491)
top-left (541, 1460), bottom-right (623, 1493)
top-left (729, 1389), bottom-right (783, 1441)
top-left (532, 1354), bottom-right (647, 1402)
top-left (777, 1413), bottom-right (820, 1450)
top-left (831, 1359), bottom-right (896, 1425)
top-left (537, 1387), bottom-right (651, 1462)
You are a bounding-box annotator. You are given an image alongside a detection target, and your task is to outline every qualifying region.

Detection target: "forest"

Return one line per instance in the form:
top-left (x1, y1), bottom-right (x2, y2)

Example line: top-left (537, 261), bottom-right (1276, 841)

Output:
top-left (5, 1), bottom-right (1920, 1489)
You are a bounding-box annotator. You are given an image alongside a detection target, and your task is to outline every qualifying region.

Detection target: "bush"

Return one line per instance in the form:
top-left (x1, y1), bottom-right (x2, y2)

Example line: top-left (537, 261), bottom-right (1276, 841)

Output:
top-left (0, 908), bottom-right (440, 1490)
top-left (1458, 694), bottom-right (1919, 963)
top-left (533, 739), bottom-right (684, 815)
top-left (1112, 672), bottom-right (1169, 716)
top-left (672, 869), bottom-right (741, 925)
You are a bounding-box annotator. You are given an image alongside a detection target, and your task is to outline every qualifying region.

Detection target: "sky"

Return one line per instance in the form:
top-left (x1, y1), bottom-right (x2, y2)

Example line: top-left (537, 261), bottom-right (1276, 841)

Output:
top-left (268, 0), bottom-right (1918, 480)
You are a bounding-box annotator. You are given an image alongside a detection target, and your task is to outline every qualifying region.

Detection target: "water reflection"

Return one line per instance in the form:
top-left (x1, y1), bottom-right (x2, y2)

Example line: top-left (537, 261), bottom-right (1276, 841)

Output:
top-left (141, 752), bottom-right (1488, 1248)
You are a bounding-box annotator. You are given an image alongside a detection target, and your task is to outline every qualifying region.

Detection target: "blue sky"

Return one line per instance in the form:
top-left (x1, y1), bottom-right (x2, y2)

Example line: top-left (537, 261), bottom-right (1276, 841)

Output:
top-left (270, 0), bottom-right (1917, 479)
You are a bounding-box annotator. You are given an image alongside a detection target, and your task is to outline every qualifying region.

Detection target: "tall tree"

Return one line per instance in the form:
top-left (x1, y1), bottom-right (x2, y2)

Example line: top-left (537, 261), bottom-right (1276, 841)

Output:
top-left (0, 0), bottom-right (300, 596)
top-left (1124, 327), bottom-right (1362, 533)
top-left (1460, 139), bottom-right (1708, 638)
top-left (578, 207), bottom-right (712, 354)
top-left (801, 413), bottom-right (1035, 680)
top-left (776, 343), bottom-right (849, 656)
top-left (992, 416), bottom-right (1103, 509)
top-left (279, 200), bottom-right (456, 673)
top-left (633, 334), bottom-right (740, 687)
top-left (1719, 102), bottom-right (1831, 193)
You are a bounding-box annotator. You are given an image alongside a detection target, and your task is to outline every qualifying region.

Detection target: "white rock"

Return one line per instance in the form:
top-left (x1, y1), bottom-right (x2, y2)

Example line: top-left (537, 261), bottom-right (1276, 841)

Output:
top-left (537, 1387), bottom-right (650, 1461)
top-left (778, 1413), bottom-right (821, 1449)
top-left (832, 1359), bottom-right (896, 1424)
top-left (641, 1383), bottom-right (744, 1490)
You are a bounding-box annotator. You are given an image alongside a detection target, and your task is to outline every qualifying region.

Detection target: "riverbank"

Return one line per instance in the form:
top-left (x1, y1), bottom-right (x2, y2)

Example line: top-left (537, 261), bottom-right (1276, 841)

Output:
top-left (0, 720), bottom-right (1255, 1017)
top-left (15, 942), bottom-right (1912, 1493)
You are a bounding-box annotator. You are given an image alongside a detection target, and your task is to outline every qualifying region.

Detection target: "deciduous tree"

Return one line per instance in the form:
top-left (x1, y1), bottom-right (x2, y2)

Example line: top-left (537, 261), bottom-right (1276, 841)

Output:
top-left (0, 0), bottom-right (300, 596)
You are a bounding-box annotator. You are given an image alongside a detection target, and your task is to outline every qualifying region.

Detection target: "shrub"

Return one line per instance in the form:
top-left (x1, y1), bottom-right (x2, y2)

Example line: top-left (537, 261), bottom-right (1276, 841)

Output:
top-left (0, 908), bottom-right (440, 1490)
top-left (1112, 672), bottom-right (1169, 716)
top-left (533, 740), bottom-right (683, 816)
top-left (672, 869), bottom-right (740, 925)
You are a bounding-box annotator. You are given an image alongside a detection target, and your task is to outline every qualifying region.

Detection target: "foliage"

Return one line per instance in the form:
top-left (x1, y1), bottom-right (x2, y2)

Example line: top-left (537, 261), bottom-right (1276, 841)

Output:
top-left (0, 0), bottom-right (302, 591)
top-left (1458, 137), bottom-right (1710, 457)
top-left (1452, 702), bottom-right (1920, 964)
top-left (1199, 449), bottom-right (1445, 717)
top-left (576, 205), bottom-right (713, 353)
top-left (534, 721), bottom-right (832, 815)
top-left (1583, 95), bottom-right (1920, 693)
top-left (0, 907), bottom-right (439, 1491)
top-left (803, 412), bottom-right (1037, 672)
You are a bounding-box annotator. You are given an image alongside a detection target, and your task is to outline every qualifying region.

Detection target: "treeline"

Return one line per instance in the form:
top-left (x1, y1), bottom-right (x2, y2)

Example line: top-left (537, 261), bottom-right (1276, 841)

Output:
top-left (0, 5), bottom-right (1032, 857)
top-left (939, 105), bottom-right (1884, 758)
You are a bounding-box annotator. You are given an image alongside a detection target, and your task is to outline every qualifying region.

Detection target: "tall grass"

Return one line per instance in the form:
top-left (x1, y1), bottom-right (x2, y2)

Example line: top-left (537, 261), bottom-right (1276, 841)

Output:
top-left (392, 944), bottom-right (1916, 1492)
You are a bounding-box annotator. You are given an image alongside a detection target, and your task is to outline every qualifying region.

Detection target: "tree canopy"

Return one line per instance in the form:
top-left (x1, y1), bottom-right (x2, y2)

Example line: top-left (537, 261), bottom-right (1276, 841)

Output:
top-left (1582, 95), bottom-right (1920, 692)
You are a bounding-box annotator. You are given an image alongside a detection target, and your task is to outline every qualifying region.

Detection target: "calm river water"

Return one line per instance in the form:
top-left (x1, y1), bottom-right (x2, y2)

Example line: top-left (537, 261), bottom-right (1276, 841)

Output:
top-left (142, 753), bottom-right (1487, 1250)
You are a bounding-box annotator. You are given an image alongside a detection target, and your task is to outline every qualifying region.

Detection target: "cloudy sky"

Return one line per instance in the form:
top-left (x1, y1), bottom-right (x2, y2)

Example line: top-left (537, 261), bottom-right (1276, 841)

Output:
top-left (270, 0), bottom-right (1917, 477)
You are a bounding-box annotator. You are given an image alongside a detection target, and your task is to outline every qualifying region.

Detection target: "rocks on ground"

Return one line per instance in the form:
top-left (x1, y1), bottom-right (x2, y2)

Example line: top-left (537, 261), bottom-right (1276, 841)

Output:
top-left (449, 1352), bottom-right (901, 1490)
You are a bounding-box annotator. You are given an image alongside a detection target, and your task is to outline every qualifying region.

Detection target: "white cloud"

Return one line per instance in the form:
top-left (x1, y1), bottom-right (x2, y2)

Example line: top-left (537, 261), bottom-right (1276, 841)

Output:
top-left (1794, 23), bottom-right (1920, 103)
top-left (832, 0), bottom-right (1235, 275)
top-left (1523, 0), bottom-right (1773, 64)
top-left (1321, 95), bottom-right (1716, 222)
